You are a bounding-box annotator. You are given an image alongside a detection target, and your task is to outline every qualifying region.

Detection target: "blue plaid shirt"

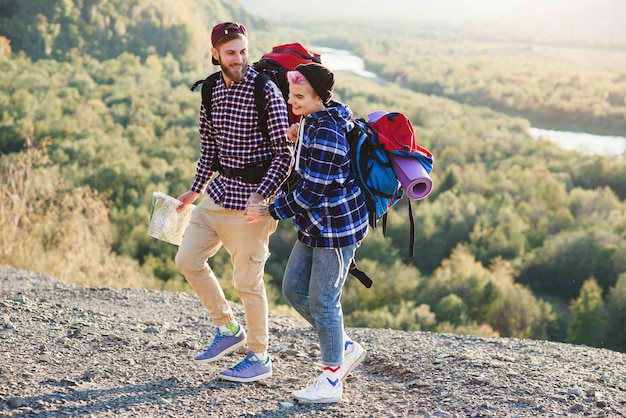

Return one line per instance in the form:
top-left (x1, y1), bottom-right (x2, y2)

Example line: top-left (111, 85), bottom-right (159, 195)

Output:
top-left (269, 102), bottom-right (369, 248)
top-left (191, 66), bottom-right (292, 210)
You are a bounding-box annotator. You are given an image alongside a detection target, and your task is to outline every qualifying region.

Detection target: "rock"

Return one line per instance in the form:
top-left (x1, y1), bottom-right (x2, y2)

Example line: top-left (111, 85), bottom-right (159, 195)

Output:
top-left (143, 326), bottom-right (159, 334)
top-left (6, 397), bottom-right (24, 408)
top-left (568, 387), bottom-right (584, 397)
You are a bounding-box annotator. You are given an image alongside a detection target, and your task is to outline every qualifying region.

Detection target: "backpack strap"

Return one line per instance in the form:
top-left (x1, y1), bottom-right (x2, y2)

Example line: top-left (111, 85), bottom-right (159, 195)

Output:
top-left (349, 258), bottom-right (373, 288)
top-left (253, 71), bottom-right (272, 139)
top-left (190, 71), bottom-right (221, 121)
top-left (381, 212), bottom-right (388, 236)
top-left (190, 71), bottom-right (272, 137)
top-left (251, 73), bottom-right (296, 193)
top-left (408, 200), bottom-right (415, 258)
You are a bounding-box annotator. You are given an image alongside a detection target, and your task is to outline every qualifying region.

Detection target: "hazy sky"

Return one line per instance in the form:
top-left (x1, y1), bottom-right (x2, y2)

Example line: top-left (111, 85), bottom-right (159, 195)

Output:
top-left (240, 0), bottom-right (625, 25)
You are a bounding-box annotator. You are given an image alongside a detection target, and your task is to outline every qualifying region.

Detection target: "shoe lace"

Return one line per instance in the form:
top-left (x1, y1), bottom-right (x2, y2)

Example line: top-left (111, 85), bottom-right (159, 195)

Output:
top-left (204, 331), bottom-right (229, 351)
top-left (303, 375), bottom-right (330, 392)
top-left (299, 379), bottom-right (318, 393)
top-left (204, 331), bottom-right (226, 351)
top-left (231, 355), bottom-right (256, 371)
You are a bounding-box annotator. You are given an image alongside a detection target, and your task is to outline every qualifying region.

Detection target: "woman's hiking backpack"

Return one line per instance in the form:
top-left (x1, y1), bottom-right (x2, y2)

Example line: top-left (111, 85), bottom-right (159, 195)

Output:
top-left (347, 118), bottom-right (403, 231)
top-left (190, 43), bottom-right (321, 193)
top-left (347, 112), bottom-right (434, 288)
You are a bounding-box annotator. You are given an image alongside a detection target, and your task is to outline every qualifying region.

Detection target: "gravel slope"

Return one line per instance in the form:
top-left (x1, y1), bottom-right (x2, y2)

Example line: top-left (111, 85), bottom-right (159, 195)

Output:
top-left (1, 265), bottom-right (625, 417)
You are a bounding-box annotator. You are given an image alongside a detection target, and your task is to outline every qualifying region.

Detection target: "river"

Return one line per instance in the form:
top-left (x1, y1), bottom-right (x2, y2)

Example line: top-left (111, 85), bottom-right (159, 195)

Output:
top-left (315, 46), bottom-right (626, 158)
top-left (311, 46), bottom-right (388, 85)
top-left (528, 128), bottom-right (626, 158)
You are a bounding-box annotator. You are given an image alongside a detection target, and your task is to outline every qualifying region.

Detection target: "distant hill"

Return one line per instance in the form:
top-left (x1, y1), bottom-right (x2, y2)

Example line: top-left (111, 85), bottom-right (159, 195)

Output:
top-left (240, 0), bottom-right (626, 26)
top-left (0, 0), bottom-right (268, 66)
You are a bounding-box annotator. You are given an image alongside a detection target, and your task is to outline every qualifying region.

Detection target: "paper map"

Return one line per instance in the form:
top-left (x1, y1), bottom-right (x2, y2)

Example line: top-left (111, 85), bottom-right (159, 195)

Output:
top-left (147, 191), bottom-right (196, 246)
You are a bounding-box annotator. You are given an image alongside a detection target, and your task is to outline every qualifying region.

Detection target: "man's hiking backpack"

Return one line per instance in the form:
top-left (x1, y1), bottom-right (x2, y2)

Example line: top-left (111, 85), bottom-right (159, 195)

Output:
top-left (347, 112), bottom-right (434, 288)
top-left (253, 43), bottom-right (322, 124)
top-left (190, 43), bottom-right (320, 192)
top-left (191, 43), bottom-right (321, 130)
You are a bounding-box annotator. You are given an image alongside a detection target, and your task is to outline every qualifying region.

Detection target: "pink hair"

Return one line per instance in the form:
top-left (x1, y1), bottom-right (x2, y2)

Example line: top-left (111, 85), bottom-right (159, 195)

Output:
top-left (287, 70), bottom-right (310, 86)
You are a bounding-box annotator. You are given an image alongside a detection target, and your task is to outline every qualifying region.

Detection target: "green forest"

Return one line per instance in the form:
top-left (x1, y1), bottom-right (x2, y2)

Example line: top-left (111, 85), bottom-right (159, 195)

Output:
top-left (1, 0), bottom-right (625, 352)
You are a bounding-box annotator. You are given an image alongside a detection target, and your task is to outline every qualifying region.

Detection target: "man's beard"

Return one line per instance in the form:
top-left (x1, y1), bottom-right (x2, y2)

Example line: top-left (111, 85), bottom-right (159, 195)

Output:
top-left (221, 61), bottom-right (248, 83)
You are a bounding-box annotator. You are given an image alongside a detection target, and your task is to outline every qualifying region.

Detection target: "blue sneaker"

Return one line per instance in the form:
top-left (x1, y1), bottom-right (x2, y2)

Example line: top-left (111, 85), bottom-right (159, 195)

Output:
top-left (218, 352), bottom-right (272, 383)
top-left (193, 326), bottom-right (246, 363)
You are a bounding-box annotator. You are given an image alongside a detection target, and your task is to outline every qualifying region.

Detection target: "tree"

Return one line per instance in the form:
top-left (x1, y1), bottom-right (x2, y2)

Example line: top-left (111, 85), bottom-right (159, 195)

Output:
top-left (605, 274), bottom-right (626, 351)
top-left (519, 228), bottom-right (621, 300)
top-left (0, 140), bottom-right (157, 289)
top-left (469, 198), bottom-right (529, 264)
top-left (434, 293), bottom-right (470, 326)
top-left (489, 257), bottom-right (556, 340)
top-left (567, 278), bottom-right (607, 347)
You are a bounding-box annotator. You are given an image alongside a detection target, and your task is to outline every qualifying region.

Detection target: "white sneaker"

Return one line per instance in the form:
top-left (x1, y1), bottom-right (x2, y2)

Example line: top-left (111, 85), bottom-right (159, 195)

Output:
top-left (292, 374), bottom-right (343, 403)
top-left (339, 341), bottom-right (366, 381)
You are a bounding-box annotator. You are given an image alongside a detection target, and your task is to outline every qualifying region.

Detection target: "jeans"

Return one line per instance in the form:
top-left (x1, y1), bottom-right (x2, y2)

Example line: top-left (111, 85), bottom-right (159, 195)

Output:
top-left (282, 240), bottom-right (357, 366)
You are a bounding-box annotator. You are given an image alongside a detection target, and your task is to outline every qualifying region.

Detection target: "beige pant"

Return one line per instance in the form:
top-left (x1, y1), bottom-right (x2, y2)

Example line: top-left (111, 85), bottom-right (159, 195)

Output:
top-left (175, 195), bottom-right (278, 353)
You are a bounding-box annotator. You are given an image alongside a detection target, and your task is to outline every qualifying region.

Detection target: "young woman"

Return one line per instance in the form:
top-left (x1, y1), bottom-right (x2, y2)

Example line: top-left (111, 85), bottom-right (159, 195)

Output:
top-left (246, 63), bottom-right (368, 403)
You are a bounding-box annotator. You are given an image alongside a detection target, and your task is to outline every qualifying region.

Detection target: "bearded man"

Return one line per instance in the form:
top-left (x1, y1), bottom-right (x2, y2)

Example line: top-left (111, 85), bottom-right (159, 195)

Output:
top-left (175, 21), bottom-right (292, 383)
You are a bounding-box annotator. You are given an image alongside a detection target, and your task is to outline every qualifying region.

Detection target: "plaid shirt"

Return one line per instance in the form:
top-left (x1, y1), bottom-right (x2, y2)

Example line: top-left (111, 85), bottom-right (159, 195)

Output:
top-left (190, 66), bottom-right (292, 210)
top-left (269, 102), bottom-right (369, 248)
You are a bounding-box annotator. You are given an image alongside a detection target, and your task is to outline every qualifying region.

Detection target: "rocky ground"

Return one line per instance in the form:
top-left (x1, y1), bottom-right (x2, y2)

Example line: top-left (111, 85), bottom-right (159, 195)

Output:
top-left (0, 265), bottom-right (625, 418)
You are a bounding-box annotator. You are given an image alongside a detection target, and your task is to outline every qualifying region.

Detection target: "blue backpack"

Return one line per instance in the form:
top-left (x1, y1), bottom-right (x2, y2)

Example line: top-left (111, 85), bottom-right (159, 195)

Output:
top-left (346, 114), bottom-right (434, 288)
top-left (346, 118), bottom-right (403, 230)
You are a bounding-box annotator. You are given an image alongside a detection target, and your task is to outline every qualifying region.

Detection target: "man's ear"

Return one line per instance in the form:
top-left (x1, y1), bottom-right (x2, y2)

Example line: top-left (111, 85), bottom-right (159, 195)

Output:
top-left (211, 47), bottom-right (219, 64)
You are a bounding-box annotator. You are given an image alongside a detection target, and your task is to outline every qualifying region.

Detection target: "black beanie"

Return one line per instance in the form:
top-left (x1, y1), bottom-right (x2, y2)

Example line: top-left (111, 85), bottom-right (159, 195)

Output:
top-left (296, 63), bottom-right (335, 105)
